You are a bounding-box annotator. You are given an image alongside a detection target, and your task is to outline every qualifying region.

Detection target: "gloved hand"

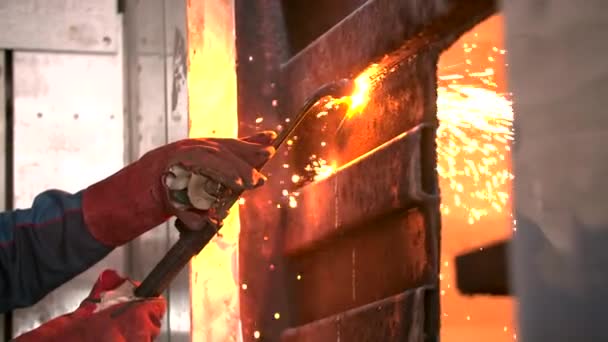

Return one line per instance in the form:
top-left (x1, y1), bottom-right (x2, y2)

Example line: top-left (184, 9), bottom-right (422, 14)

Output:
top-left (82, 131), bottom-right (276, 246)
top-left (14, 269), bottom-right (165, 342)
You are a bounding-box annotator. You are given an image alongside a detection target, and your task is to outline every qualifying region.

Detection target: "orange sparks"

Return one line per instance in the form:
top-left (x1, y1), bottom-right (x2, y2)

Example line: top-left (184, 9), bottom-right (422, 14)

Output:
top-left (187, 1), bottom-right (241, 341)
top-left (436, 84), bottom-right (513, 224)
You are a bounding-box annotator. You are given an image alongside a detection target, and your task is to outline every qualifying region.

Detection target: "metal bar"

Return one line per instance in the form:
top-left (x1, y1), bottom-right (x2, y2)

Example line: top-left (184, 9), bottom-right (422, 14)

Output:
top-left (281, 286), bottom-right (430, 342)
top-left (284, 124), bottom-right (437, 256)
top-left (455, 239), bottom-right (510, 296)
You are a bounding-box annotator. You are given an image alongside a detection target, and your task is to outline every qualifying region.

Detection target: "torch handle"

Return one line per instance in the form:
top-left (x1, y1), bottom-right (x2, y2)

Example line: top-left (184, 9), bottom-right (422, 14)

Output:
top-left (134, 220), bottom-right (218, 298)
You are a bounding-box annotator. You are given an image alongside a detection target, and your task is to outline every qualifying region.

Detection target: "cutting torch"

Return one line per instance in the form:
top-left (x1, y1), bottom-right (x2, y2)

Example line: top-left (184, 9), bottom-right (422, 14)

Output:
top-left (134, 78), bottom-right (354, 298)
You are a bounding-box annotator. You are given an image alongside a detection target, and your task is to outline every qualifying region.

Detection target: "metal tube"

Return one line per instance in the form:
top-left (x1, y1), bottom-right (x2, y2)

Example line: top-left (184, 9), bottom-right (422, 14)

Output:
top-left (504, 1), bottom-right (608, 340)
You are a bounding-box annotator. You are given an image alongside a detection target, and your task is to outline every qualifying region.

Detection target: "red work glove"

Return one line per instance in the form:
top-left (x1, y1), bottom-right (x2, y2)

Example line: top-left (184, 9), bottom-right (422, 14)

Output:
top-left (82, 131), bottom-right (276, 246)
top-left (14, 269), bottom-right (165, 342)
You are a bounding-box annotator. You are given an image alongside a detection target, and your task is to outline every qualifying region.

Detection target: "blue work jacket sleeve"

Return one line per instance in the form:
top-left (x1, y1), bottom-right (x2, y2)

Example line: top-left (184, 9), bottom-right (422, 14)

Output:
top-left (0, 189), bottom-right (113, 313)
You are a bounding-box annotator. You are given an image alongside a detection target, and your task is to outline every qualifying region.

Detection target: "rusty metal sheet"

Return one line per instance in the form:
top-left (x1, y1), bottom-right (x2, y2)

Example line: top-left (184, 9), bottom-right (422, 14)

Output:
top-left (286, 209), bottom-right (431, 325)
top-left (282, 286), bottom-right (429, 342)
top-left (281, 0), bottom-right (368, 56)
top-left (284, 124), bottom-right (437, 255)
top-left (232, 0), bottom-right (498, 341)
top-left (0, 0), bottom-right (119, 53)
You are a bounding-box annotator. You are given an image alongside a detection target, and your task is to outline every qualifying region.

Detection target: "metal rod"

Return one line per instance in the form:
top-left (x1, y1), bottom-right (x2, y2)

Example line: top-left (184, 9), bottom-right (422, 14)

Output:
top-left (135, 78), bottom-right (354, 298)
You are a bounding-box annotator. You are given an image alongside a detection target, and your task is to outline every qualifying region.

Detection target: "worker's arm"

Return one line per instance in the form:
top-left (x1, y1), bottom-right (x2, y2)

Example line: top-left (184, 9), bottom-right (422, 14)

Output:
top-left (0, 190), bottom-right (112, 312)
top-left (0, 132), bottom-right (275, 314)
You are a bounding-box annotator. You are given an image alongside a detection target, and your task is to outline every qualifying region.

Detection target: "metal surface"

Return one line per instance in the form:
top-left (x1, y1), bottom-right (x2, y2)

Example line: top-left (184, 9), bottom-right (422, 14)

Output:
top-left (10, 47), bottom-right (125, 336)
top-left (281, 286), bottom-right (429, 342)
top-left (234, 1), bottom-right (297, 340)
top-left (284, 124), bottom-right (436, 255)
top-left (279, 0), bottom-right (497, 117)
top-left (123, 0), bottom-right (190, 340)
top-left (234, 0), bottom-right (497, 340)
top-left (0, 0), bottom-right (119, 53)
top-left (237, 0), bottom-right (495, 340)
top-left (280, 0), bottom-right (449, 116)
top-left (287, 209), bottom-right (431, 325)
top-left (285, 0), bottom-right (497, 175)
top-left (504, 1), bottom-right (608, 341)
top-left (455, 239), bottom-right (510, 295)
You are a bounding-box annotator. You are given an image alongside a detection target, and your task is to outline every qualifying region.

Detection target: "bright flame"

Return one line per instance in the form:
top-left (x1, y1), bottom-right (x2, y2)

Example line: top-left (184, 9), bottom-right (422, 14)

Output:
top-left (326, 63), bottom-right (384, 120)
top-left (343, 63), bottom-right (381, 118)
top-left (187, 1), bottom-right (241, 341)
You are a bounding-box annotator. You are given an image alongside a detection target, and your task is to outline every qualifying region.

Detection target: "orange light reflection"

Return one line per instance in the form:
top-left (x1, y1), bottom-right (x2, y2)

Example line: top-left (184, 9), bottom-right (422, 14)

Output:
top-left (187, 1), bottom-right (241, 341)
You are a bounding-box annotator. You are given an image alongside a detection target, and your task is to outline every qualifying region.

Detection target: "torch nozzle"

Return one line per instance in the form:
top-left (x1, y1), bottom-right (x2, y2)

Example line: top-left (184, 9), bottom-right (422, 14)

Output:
top-left (329, 78), bottom-right (356, 98)
top-left (271, 78), bottom-right (354, 150)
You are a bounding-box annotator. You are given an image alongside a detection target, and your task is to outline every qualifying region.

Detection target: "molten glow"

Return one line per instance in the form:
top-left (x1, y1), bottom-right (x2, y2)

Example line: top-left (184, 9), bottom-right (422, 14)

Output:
top-left (343, 63), bottom-right (381, 118)
top-left (325, 63), bottom-right (384, 120)
top-left (187, 1), bottom-right (241, 341)
top-left (437, 84), bottom-right (513, 224)
top-left (314, 164), bottom-right (336, 181)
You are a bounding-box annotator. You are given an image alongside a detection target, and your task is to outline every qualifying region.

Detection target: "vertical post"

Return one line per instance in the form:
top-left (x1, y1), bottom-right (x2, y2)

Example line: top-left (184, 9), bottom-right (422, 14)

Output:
top-left (0, 49), bottom-right (8, 342)
top-left (505, 1), bottom-right (608, 340)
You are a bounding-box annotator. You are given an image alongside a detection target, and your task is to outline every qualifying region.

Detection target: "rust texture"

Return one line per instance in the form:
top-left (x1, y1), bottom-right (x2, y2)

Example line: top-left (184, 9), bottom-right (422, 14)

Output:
top-left (234, 0), bottom-right (498, 340)
top-left (284, 125), bottom-right (438, 256)
top-left (286, 51), bottom-right (437, 173)
top-left (286, 210), bottom-right (431, 325)
top-left (280, 0), bottom-right (497, 118)
top-left (281, 287), bottom-right (429, 342)
top-left (280, 0), bottom-right (450, 117)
